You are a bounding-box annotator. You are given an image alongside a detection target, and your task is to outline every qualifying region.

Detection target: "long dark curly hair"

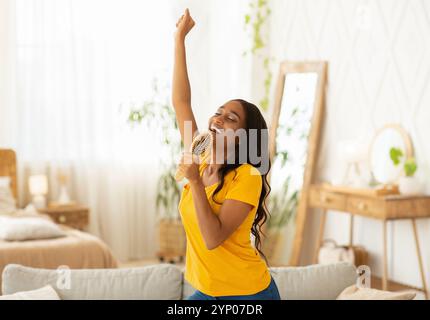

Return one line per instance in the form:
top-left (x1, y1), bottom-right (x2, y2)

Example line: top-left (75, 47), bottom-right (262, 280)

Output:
top-left (210, 99), bottom-right (272, 265)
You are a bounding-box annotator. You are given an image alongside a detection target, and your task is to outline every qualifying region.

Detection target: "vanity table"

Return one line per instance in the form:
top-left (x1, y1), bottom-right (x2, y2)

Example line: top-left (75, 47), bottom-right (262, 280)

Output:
top-left (309, 183), bottom-right (430, 299)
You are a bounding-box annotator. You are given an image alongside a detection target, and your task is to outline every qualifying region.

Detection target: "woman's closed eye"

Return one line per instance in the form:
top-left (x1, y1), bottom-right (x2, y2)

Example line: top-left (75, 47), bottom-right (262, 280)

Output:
top-left (215, 112), bottom-right (237, 121)
top-left (214, 110), bottom-right (238, 123)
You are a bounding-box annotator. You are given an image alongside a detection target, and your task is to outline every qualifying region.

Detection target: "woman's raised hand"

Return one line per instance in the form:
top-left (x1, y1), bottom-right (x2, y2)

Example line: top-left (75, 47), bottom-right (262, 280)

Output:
top-left (175, 8), bottom-right (195, 41)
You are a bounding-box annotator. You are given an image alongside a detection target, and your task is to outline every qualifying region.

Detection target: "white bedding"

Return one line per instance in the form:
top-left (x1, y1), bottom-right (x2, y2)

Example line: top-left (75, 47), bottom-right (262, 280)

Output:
top-left (0, 177), bottom-right (16, 215)
top-left (0, 215), bottom-right (66, 241)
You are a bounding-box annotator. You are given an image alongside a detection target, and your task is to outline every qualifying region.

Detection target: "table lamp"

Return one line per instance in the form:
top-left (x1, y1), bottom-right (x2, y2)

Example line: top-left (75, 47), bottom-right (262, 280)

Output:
top-left (28, 174), bottom-right (48, 209)
top-left (335, 140), bottom-right (370, 187)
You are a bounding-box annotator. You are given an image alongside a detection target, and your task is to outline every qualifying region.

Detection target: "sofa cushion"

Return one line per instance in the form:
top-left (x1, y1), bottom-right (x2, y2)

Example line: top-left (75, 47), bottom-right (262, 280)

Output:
top-left (2, 263), bottom-right (183, 300)
top-left (270, 262), bottom-right (357, 300)
top-left (182, 262), bottom-right (357, 300)
top-left (3, 262), bottom-right (357, 300)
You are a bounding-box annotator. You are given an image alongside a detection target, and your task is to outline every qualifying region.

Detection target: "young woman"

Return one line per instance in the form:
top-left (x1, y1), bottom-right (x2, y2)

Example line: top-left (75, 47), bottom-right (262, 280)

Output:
top-left (173, 8), bottom-right (280, 300)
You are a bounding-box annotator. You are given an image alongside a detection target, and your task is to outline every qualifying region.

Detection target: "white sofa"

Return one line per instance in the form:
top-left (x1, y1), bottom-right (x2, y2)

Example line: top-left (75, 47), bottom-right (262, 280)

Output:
top-left (1, 262), bottom-right (357, 300)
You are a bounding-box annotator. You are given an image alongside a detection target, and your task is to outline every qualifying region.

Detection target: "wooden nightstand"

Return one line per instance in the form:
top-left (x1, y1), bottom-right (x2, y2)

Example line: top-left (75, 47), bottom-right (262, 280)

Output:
top-left (38, 205), bottom-right (89, 231)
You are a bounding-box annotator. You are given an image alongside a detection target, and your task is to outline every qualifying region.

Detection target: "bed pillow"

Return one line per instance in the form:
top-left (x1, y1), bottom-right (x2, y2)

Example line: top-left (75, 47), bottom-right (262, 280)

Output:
top-left (0, 216), bottom-right (66, 241)
top-left (0, 285), bottom-right (60, 300)
top-left (0, 177), bottom-right (17, 215)
top-left (0, 176), bottom-right (11, 188)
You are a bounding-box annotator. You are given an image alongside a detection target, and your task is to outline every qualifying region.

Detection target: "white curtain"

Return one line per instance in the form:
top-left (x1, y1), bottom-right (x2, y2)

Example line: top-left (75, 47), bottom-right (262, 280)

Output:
top-left (1, 0), bottom-right (253, 261)
top-left (0, 0), bottom-right (16, 145)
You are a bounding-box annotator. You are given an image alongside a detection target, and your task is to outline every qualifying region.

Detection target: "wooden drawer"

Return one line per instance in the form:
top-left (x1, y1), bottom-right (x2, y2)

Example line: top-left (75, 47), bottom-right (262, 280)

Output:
top-left (50, 211), bottom-right (88, 225)
top-left (385, 197), bottom-right (430, 219)
top-left (39, 207), bottom-right (89, 230)
top-left (346, 197), bottom-right (386, 218)
top-left (309, 187), bottom-right (346, 211)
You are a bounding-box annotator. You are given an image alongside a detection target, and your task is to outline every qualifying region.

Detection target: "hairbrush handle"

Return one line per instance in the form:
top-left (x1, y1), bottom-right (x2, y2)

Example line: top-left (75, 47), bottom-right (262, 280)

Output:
top-left (175, 132), bottom-right (212, 182)
top-left (174, 166), bottom-right (186, 182)
top-left (174, 152), bottom-right (210, 182)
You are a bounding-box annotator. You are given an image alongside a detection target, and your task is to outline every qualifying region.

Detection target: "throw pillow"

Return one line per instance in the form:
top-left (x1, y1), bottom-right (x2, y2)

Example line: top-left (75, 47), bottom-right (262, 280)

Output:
top-left (336, 284), bottom-right (416, 300)
top-left (0, 285), bottom-right (60, 300)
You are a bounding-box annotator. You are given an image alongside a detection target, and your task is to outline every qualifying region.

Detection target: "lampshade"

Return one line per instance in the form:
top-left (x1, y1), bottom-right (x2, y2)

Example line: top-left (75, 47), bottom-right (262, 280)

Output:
top-left (28, 174), bottom-right (48, 195)
top-left (337, 140), bottom-right (369, 163)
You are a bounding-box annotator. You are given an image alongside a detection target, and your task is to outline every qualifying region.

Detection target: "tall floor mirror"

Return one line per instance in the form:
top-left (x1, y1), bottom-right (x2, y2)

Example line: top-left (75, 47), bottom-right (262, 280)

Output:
top-left (265, 61), bottom-right (327, 266)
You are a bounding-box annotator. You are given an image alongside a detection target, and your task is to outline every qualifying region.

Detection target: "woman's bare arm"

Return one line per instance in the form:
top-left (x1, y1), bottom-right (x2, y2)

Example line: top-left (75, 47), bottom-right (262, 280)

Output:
top-left (189, 178), bottom-right (253, 250)
top-left (173, 9), bottom-right (198, 150)
top-left (178, 153), bottom-right (254, 250)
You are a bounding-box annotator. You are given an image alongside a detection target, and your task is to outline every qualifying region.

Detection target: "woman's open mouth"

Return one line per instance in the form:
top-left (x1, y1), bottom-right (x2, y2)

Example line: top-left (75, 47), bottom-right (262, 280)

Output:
top-left (209, 125), bottom-right (222, 134)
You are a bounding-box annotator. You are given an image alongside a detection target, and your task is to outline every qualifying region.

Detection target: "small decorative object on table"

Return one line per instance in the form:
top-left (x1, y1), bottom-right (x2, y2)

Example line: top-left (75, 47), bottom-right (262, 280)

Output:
top-left (389, 151), bottom-right (423, 195)
top-left (55, 169), bottom-right (74, 205)
top-left (38, 205), bottom-right (89, 231)
top-left (320, 182), bottom-right (399, 197)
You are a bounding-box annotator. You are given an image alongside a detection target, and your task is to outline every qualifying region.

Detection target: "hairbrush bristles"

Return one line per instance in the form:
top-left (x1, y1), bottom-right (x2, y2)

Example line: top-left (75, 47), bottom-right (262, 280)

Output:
top-left (191, 132), bottom-right (212, 155)
top-left (174, 131), bottom-right (213, 182)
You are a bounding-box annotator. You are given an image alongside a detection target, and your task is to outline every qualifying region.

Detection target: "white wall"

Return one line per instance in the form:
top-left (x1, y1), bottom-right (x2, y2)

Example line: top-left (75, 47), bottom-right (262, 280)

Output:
top-left (268, 0), bottom-right (430, 288)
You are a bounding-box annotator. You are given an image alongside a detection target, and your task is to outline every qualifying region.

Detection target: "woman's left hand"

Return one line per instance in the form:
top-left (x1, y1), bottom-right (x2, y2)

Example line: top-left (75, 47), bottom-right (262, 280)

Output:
top-left (178, 152), bottom-right (201, 183)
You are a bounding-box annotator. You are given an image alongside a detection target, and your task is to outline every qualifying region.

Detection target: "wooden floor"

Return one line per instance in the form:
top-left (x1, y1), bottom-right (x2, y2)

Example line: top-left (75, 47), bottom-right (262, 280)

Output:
top-left (371, 276), bottom-right (426, 300)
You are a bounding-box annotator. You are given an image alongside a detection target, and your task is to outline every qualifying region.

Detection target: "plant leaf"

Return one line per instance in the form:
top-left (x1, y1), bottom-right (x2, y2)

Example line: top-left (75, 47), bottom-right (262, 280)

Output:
top-left (389, 147), bottom-right (403, 166)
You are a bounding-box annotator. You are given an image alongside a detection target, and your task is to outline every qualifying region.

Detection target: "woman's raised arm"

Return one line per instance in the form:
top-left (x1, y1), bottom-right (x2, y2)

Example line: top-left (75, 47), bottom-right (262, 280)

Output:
top-left (172, 8), bottom-right (198, 150)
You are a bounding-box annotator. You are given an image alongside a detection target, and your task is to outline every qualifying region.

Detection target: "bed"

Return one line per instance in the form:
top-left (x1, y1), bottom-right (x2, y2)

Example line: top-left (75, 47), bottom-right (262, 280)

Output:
top-left (0, 149), bottom-right (118, 290)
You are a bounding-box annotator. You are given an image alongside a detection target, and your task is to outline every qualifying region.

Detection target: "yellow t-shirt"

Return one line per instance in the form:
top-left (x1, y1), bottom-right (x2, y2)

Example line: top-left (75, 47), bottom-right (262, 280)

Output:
top-left (178, 161), bottom-right (271, 296)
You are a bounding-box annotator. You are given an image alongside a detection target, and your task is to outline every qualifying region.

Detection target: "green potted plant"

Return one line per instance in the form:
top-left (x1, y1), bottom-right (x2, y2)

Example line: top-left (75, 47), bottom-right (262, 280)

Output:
top-left (263, 120), bottom-right (302, 265)
top-left (264, 174), bottom-right (298, 265)
top-left (128, 78), bottom-right (186, 263)
top-left (389, 147), bottom-right (423, 195)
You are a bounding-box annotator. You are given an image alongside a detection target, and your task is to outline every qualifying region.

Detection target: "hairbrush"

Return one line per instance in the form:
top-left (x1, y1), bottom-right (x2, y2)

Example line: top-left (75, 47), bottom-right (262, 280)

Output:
top-left (175, 131), bottom-right (213, 182)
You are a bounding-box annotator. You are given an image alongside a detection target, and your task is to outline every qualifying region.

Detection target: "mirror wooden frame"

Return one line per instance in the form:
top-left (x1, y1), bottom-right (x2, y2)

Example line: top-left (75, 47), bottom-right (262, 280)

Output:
top-left (268, 61), bottom-right (327, 266)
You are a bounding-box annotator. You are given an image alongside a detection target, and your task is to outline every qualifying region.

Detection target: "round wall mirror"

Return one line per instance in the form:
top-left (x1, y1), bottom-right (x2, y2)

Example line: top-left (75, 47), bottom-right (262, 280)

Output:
top-left (369, 124), bottom-right (413, 184)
